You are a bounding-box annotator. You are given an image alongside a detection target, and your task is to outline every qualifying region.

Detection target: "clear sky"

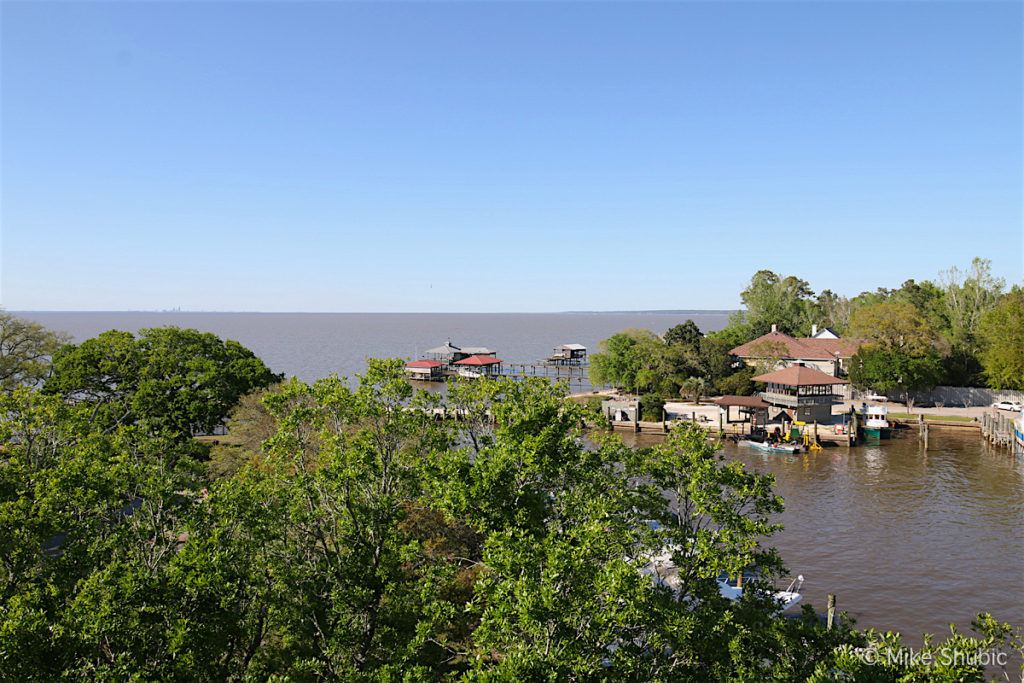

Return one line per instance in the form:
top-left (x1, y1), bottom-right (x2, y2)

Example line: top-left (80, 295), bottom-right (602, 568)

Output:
top-left (2, 1), bottom-right (1021, 312)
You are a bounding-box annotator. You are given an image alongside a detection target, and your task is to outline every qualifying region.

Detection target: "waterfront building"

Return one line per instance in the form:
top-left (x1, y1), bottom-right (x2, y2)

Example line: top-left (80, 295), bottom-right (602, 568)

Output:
top-left (458, 346), bottom-right (497, 358)
top-left (713, 395), bottom-right (770, 431)
top-left (425, 340), bottom-right (463, 365)
top-left (601, 398), bottom-right (639, 423)
top-left (753, 364), bottom-right (849, 423)
top-left (549, 343), bottom-right (587, 364)
top-left (730, 324), bottom-right (861, 378)
top-left (425, 340), bottom-right (497, 365)
top-left (453, 354), bottom-right (503, 378)
top-left (405, 359), bottom-right (444, 381)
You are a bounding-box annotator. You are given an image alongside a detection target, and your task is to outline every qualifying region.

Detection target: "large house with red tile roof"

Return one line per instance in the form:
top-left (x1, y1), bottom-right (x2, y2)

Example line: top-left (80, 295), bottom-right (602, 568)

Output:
top-left (730, 325), bottom-right (863, 378)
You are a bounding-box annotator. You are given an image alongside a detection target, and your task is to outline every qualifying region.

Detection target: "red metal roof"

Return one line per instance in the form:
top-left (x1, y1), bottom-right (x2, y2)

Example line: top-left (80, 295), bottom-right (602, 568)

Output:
top-left (753, 365), bottom-right (849, 386)
top-left (406, 359), bottom-right (442, 368)
top-left (454, 355), bottom-right (503, 366)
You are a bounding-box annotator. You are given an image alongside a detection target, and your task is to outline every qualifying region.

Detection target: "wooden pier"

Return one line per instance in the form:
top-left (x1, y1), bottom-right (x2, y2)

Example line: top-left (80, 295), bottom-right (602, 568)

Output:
top-left (500, 363), bottom-right (592, 388)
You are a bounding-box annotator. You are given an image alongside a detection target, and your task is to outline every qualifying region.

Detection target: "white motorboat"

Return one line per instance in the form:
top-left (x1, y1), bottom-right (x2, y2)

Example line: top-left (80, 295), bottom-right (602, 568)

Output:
top-left (739, 438), bottom-right (803, 454)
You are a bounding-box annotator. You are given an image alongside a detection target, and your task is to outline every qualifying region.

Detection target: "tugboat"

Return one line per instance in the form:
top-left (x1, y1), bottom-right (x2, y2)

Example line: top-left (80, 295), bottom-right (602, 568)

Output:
top-left (862, 404), bottom-right (892, 441)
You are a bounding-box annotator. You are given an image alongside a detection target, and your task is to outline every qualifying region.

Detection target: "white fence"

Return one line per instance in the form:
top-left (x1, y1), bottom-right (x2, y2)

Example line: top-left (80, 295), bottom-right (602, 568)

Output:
top-left (870, 385), bottom-right (1024, 408)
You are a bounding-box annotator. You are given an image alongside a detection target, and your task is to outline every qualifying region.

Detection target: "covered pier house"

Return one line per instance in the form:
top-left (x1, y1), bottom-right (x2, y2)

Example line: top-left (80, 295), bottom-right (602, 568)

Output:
top-left (453, 354), bottom-right (503, 379)
top-left (753, 364), bottom-right (849, 424)
top-left (548, 344), bottom-right (587, 365)
top-left (713, 395), bottom-right (770, 432)
top-left (404, 359), bottom-right (444, 381)
top-left (425, 340), bottom-right (497, 366)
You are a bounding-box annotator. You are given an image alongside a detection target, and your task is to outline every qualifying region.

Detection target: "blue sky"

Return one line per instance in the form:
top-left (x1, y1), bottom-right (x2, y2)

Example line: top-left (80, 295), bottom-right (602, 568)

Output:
top-left (2, 1), bottom-right (1021, 312)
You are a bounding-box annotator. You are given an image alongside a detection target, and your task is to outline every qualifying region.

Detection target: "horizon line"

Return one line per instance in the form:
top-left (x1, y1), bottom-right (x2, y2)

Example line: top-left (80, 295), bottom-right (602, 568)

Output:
top-left (8, 308), bottom-right (739, 315)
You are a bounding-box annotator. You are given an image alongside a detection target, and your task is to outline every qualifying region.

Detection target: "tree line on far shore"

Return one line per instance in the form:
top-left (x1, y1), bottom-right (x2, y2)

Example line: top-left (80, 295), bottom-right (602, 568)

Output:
top-left (0, 311), bottom-right (1021, 679)
top-left (589, 257), bottom-right (1024, 416)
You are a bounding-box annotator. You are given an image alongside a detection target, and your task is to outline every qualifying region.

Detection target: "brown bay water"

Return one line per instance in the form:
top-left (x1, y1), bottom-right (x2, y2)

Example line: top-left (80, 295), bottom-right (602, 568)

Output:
top-left (16, 311), bottom-right (730, 384)
top-left (15, 312), bottom-right (1024, 645)
top-left (622, 430), bottom-right (1024, 645)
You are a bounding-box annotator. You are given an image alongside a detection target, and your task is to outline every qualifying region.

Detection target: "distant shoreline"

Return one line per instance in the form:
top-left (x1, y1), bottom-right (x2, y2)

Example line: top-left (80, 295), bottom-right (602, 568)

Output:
top-left (10, 309), bottom-right (739, 316)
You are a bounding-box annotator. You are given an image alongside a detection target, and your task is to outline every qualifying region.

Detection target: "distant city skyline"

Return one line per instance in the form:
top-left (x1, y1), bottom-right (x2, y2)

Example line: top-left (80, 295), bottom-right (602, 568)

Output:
top-left (2, 1), bottom-right (1021, 312)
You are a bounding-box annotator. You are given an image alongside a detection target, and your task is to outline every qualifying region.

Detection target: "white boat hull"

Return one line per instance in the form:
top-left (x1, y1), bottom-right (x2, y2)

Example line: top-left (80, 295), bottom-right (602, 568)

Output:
top-left (740, 439), bottom-right (802, 454)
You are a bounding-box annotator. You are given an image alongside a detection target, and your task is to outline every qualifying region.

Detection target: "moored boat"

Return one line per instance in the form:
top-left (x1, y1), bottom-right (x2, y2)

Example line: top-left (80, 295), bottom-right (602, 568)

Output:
top-left (739, 438), bottom-right (803, 454)
top-left (642, 547), bottom-right (804, 613)
top-left (1015, 409), bottom-right (1024, 451)
top-left (862, 405), bottom-right (892, 440)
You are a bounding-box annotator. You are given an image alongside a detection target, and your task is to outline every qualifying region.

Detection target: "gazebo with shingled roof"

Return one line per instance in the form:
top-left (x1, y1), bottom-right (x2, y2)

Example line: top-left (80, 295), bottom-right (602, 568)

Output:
top-left (753, 363), bottom-right (849, 423)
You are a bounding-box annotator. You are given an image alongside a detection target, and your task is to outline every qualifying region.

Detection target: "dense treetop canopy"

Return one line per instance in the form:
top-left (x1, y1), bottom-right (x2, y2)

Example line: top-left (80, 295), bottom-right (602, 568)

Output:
top-left (0, 312), bottom-right (1020, 680)
top-left (44, 326), bottom-right (281, 438)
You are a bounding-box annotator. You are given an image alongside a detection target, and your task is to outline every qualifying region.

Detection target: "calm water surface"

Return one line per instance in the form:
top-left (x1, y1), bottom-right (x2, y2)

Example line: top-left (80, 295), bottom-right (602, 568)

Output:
top-left (624, 430), bottom-right (1024, 645)
top-left (18, 311), bottom-right (729, 383)
top-left (16, 312), bottom-right (1024, 645)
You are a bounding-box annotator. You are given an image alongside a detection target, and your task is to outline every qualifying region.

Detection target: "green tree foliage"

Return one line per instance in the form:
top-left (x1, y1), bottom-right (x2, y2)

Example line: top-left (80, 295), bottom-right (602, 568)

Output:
top-left (206, 385), bottom-right (281, 479)
top-left (589, 329), bottom-right (659, 393)
top-left (664, 320), bottom-right (703, 350)
top-left (814, 289), bottom-right (852, 334)
top-left (978, 287), bottom-right (1024, 390)
top-left (738, 270), bottom-right (816, 337)
top-left (176, 363), bottom-right (454, 678)
top-left (937, 258), bottom-right (1006, 385)
top-left (46, 327), bottom-right (281, 438)
top-left (847, 266), bottom-right (1004, 386)
top-left (747, 339), bottom-right (791, 374)
top-left (811, 614), bottom-right (1021, 682)
top-left (679, 376), bottom-right (708, 405)
top-left (0, 312), bottom-right (69, 392)
top-left (847, 301), bottom-right (944, 395)
top-left (640, 393), bottom-right (666, 420)
top-left (848, 347), bottom-right (943, 397)
top-left (715, 367), bottom-right (756, 396)
top-left (697, 329), bottom-right (752, 394)
top-left (939, 258), bottom-right (1005, 350)
top-left (848, 301), bottom-right (942, 358)
top-left (2, 359), bottom-right (1021, 680)
top-left (591, 323), bottom-right (718, 398)
top-left (589, 328), bottom-right (695, 396)
top-left (0, 389), bottom-right (206, 679)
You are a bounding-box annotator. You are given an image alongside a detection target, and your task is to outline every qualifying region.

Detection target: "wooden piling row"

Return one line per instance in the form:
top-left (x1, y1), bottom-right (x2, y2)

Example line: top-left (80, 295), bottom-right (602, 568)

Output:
top-left (980, 411), bottom-right (1014, 449)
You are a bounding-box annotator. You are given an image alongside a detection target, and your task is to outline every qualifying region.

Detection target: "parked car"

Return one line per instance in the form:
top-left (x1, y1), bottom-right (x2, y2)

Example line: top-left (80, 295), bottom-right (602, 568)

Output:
top-left (992, 401), bottom-right (1023, 412)
top-left (861, 392), bottom-right (888, 403)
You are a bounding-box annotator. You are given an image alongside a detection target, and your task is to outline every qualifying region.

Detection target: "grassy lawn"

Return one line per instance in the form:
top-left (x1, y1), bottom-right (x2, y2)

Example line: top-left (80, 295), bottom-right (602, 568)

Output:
top-left (887, 413), bottom-right (976, 423)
